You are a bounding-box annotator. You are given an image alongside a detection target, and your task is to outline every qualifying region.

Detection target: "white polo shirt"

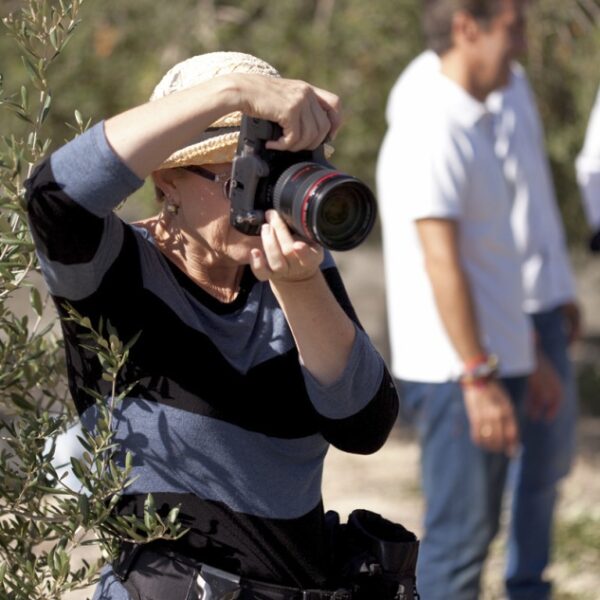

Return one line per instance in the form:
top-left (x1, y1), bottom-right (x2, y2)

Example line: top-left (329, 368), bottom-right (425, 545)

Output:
top-left (487, 63), bottom-right (577, 313)
top-left (576, 86), bottom-right (600, 229)
top-left (377, 52), bottom-right (534, 382)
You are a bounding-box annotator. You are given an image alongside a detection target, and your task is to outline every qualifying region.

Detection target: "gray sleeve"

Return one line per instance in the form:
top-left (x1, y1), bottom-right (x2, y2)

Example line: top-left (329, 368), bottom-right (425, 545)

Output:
top-left (26, 121), bottom-right (144, 300)
top-left (50, 121), bottom-right (144, 217)
top-left (301, 325), bottom-right (384, 420)
top-left (36, 216), bottom-right (125, 300)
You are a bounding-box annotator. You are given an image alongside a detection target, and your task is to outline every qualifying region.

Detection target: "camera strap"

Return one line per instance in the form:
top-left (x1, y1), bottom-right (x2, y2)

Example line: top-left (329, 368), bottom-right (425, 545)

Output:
top-left (191, 126), bottom-right (239, 144)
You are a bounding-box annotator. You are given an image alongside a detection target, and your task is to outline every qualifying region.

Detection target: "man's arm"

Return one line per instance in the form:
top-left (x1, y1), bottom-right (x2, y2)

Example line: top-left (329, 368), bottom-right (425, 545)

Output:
top-left (416, 217), bottom-right (519, 455)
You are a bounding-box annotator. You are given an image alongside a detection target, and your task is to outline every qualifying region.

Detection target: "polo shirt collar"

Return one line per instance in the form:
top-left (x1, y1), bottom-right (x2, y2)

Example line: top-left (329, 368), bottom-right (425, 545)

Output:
top-left (436, 71), bottom-right (490, 128)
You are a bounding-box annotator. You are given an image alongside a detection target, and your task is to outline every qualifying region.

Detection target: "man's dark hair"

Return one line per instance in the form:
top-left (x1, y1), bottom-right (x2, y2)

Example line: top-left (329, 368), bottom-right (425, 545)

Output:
top-left (422, 0), bottom-right (505, 55)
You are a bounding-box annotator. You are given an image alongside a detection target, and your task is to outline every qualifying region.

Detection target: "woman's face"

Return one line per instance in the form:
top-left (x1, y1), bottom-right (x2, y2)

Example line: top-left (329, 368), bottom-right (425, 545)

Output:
top-left (157, 163), bottom-right (262, 265)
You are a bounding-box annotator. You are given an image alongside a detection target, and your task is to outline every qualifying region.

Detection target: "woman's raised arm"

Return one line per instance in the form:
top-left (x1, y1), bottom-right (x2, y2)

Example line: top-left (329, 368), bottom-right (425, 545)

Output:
top-left (104, 74), bottom-right (341, 179)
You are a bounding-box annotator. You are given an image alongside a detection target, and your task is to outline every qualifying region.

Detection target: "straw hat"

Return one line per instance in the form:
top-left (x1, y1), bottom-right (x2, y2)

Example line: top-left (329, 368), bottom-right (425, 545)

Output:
top-left (150, 52), bottom-right (280, 169)
top-left (151, 51), bottom-right (334, 170)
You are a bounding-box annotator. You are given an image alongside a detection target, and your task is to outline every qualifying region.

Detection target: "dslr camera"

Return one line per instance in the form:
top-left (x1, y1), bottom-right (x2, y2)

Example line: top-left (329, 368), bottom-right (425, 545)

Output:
top-left (229, 116), bottom-right (377, 251)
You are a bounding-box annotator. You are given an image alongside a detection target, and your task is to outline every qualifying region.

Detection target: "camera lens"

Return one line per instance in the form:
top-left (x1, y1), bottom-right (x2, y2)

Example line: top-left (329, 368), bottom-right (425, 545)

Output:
top-left (318, 184), bottom-right (369, 247)
top-left (273, 162), bottom-right (376, 251)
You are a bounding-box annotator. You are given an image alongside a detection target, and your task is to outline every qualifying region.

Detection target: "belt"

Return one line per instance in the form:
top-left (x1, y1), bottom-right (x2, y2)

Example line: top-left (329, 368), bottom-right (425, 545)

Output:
top-left (113, 543), bottom-right (352, 600)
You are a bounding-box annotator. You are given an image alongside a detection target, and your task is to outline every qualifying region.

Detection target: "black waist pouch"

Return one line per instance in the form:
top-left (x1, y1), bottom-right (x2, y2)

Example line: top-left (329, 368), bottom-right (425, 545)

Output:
top-left (112, 510), bottom-right (419, 600)
top-left (326, 509), bottom-right (420, 600)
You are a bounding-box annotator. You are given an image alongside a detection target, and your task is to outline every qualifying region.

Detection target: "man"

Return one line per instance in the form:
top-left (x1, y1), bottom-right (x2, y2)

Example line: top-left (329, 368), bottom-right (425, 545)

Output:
top-left (377, 1), bottom-right (535, 598)
top-left (576, 85), bottom-right (600, 252)
top-left (392, 48), bottom-right (580, 597)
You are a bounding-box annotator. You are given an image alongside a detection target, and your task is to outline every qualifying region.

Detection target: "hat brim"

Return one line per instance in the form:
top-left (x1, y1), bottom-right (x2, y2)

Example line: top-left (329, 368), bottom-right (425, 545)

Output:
top-left (157, 132), bottom-right (335, 170)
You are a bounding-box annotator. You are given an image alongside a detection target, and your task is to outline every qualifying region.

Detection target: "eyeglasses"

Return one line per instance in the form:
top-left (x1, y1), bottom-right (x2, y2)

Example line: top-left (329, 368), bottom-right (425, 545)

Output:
top-left (185, 165), bottom-right (232, 198)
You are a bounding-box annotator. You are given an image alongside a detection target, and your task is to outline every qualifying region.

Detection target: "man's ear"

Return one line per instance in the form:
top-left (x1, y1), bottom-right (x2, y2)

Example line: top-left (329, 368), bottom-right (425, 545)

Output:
top-left (452, 10), bottom-right (481, 47)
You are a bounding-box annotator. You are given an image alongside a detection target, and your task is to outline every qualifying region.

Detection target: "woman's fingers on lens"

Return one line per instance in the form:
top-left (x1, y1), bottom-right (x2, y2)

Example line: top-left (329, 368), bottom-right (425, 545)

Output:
top-left (261, 222), bottom-right (287, 272)
top-left (261, 212), bottom-right (323, 279)
top-left (250, 249), bottom-right (270, 281)
top-left (266, 211), bottom-right (295, 256)
top-left (293, 240), bottom-right (323, 269)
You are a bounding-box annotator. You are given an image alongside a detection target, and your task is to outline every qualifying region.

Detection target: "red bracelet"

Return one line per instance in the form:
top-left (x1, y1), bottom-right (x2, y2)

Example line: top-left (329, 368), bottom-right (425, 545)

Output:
top-left (463, 353), bottom-right (488, 371)
top-left (459, 354), bottom-right (499, 388)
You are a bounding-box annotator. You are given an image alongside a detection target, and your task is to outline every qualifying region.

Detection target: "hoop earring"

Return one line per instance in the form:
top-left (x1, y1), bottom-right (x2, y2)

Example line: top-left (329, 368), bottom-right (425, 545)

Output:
top-left (165, 196), bottom-right (179, 215)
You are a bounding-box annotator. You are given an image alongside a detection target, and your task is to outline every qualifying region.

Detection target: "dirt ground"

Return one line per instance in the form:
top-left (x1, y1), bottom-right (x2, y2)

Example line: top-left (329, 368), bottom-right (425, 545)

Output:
top-left (323, 422), bottom-right (600, 600)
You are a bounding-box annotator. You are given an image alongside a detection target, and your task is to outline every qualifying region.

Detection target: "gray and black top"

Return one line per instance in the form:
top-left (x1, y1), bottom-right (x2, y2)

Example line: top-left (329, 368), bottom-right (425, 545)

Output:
top-left (25, 122), bottom-right (398, 596)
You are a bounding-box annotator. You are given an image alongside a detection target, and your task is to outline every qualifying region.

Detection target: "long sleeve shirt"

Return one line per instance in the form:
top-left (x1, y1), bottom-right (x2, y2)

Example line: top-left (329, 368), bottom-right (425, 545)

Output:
top-left (25, 122), bottom-right (398, 591)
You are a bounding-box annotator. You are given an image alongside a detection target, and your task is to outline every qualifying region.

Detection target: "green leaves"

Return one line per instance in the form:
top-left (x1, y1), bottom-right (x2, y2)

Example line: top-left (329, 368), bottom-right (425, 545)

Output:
top-left (40, 91), bottom-right (52, 124)
top-left (63, 304), bottom-right (142, 389)
top-left (144, 493), bottom-right (157, 530)
top-left (0, 302), bottom-right (185, 598)
top-left (105, 498), bottom-right (188, 545)
top-left (29, 285), bottom-right (43, 318)
top-left (0, 2), bottom-right (188, 598)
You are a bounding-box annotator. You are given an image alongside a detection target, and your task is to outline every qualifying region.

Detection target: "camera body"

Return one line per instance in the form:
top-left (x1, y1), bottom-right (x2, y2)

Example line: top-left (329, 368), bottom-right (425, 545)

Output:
top-left (229, 116), bottom-right (376, 251)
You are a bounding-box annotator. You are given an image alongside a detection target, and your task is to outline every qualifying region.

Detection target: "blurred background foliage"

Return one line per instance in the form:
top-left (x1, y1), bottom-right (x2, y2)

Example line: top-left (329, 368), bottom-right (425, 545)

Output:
top-left (1, 0), bottom-right (599, 239)
top-left (0, 4), bottom-right (598, 595)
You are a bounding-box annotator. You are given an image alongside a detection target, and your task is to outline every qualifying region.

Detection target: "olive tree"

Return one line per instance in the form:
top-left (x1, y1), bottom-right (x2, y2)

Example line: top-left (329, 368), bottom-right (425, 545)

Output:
top-left (0, 3), bottom-right (184, 598)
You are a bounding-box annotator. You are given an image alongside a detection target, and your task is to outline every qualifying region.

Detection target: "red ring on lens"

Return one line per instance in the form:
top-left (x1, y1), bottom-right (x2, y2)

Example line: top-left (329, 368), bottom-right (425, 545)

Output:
top-left (300, 172), bottom-right (339, 240)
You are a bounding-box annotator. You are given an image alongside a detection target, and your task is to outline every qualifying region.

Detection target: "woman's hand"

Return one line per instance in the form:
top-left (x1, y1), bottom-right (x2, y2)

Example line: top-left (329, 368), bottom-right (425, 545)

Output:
top-left (251, 210), bottom-right (355, 387)
top-left (250, 210), bottom-right (324, 283)
top-left (231, 74), bottom-right (341, 152)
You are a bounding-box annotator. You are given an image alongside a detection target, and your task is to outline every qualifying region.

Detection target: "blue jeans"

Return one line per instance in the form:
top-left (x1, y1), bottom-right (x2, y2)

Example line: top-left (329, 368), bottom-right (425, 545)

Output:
top-left (400, 307), bottom-right (577, 600)
top-left (399, 376), bottom-right (527, 600)
top-left (505, 307), bottom-right (577, 600)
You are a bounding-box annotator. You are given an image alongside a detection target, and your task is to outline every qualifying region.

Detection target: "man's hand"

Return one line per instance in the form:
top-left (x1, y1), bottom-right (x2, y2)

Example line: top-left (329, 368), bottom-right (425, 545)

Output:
top-left (562, 301), bottom-right (582, 346)
top-left (462, 380), bottom-right (519, 456)
top-left (526, 351), bottom-right (563, 421)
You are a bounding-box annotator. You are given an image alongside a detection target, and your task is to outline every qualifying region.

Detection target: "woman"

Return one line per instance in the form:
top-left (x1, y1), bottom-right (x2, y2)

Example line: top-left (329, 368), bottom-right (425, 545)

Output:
top-left (26, 52), bottom-right (398, 599)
